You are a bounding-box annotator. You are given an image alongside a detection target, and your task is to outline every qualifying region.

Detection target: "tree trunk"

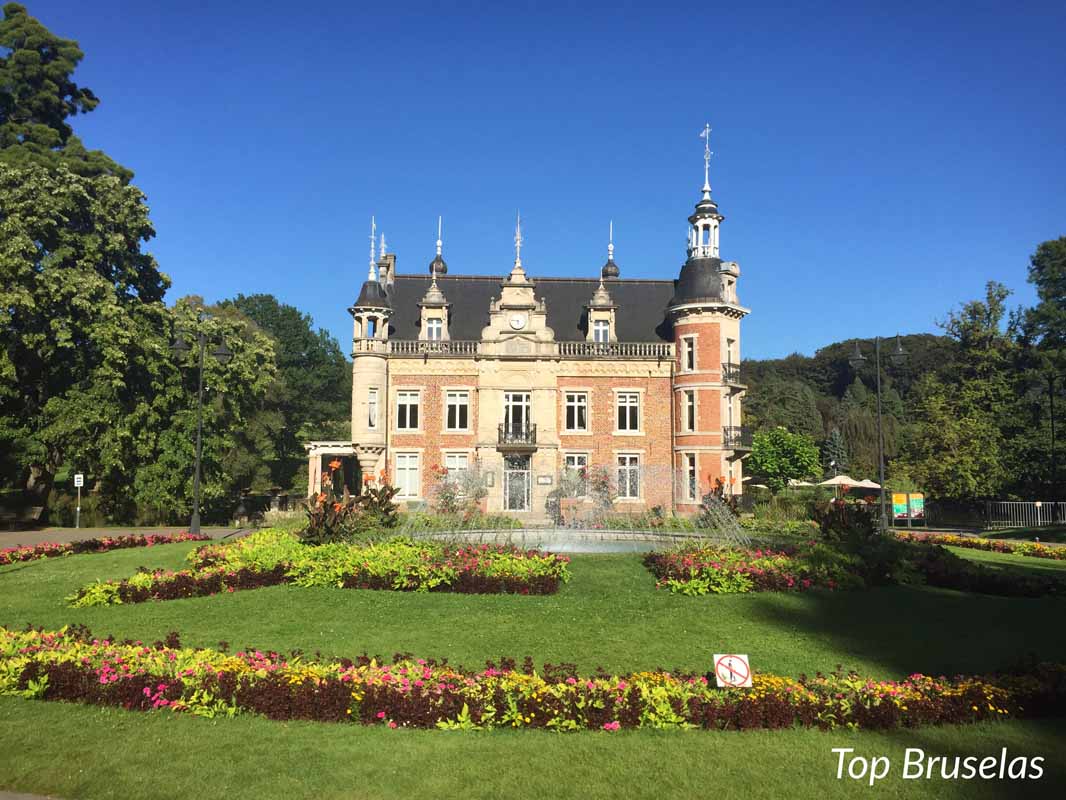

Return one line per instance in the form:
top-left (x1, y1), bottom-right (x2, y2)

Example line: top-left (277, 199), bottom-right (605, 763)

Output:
top-left (25, 464), bottom-right (54, 507)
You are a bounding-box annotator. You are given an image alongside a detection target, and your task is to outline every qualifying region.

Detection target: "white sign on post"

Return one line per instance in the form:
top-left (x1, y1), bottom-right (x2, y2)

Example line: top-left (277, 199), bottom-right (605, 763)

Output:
top-left (713, 653), bottom-right (753, 688)
top-left (74, 473), bottom-right (84, 488)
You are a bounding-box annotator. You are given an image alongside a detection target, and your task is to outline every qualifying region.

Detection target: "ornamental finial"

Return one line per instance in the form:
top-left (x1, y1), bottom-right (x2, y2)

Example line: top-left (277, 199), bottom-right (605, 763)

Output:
top-left (699, 123), bottom-right (713, 200)
top-left (514, 211), bottom-right (523, 268)
top-left (368, 216), bottom-right (377, 280)
top-left (380, 232), bottom-right (386, 258)
top-left (608, 219), bottom-right (614, 262)
top-left (436, 215), bottom-right (443, 257)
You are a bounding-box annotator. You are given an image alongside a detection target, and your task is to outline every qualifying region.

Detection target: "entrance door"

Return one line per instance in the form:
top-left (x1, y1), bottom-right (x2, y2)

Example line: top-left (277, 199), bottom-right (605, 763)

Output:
top-left (504, 454), bottom-right (531, 511)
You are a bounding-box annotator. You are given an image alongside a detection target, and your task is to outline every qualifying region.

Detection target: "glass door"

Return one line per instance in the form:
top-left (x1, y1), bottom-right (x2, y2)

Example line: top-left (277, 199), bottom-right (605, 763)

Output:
top-left (503, 391), bottom-right (531, 440)
top-left (504, 455), bottom-right (531, 511)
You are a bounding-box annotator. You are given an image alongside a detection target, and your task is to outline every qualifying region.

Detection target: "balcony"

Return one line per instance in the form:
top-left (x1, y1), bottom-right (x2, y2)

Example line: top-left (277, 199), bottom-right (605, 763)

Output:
top-left (498, 422), bottom-right (537, 450)
top-left (558, 341), bottom-right (675, 359)
top-left (723, 425), bottom-right (753, 451)
top-left (721, 362), bottom-right (745, 388)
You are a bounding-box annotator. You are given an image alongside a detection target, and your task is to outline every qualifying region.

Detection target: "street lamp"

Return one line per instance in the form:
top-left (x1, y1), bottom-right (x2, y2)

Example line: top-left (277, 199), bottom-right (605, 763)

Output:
top-left (171, 322), bottom-right (233, 534)
top-left (848, 335), bottom-right (908, 532)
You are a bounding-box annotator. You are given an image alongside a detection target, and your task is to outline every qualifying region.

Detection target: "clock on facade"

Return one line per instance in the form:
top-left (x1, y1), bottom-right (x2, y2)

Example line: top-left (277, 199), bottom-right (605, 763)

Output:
top-left (509, 314), bottom-right (526, 330)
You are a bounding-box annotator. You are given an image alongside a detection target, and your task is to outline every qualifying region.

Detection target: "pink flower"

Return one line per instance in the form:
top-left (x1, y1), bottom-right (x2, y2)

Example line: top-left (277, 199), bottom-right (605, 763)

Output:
top-left (602, 721), bottom-right (621, 731)
top-left (388, 721), bottom-right (398, 729)
top-left (376, 711), bottom-right (386, 719)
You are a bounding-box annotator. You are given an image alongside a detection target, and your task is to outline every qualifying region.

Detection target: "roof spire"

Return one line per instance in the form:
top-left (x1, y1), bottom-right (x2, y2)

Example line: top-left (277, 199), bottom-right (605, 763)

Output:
top-left (380, 232), bottom-right (387, 258)
top-left (513, 211), bottom-right (523, 268)
top-left (368, 216), bottom-right (377, 281)
top-left (699, 123), bottom-right (713, 200)
top-left (436, 215), bottom-right (442, 257)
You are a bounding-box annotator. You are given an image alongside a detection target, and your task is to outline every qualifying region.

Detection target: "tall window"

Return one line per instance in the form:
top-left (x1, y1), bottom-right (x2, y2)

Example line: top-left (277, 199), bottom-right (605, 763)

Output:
top-left (444, 452), bottom-right (469, 476)
top-left (616, 392), bottom-right (640, 432)
top-left (565, 392), bottom-right (588, 432)
top-left (426, 318), bottom-right (443, 340)
top-left (396, 390), bottom-right (420, 430)
top-left (617, 454), bottom-right (640, 499)
top-left (593, 320), bottom-right (610, 343)
top-left (684, 453), bottom-right (698, 501)
top-left (366, 318), bottom-right (377, 338)
top-left (395, 453), bottom-right (420, 498)
top-left (367, 388), bottom-right (379, 430)
top-left (682, 337), bottom-right (695, 371)
top-left (726, 337), bottom-right (736, 365)
top-left (684, 390), bottom-right (696, 432)
top-left (504, 392), bottom-right (531, 432)
top-left (446, 391), bottom-right (469, 431)
top-left (564, 453), bottom-right (588, 494)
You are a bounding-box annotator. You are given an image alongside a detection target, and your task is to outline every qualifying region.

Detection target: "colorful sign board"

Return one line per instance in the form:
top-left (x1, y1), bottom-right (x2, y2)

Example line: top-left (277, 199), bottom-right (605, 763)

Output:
top-left (892, 493), bottom-right (925, 520)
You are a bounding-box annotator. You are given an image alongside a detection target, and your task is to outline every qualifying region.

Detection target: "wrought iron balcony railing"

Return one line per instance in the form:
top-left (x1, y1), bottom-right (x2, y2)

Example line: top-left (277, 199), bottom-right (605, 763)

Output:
top-left (722, 425), bottom-right (753, 451)
top-left (498, 422), bottom-right (537, 448)
top-left (721, 362), bottom-right (744, 386)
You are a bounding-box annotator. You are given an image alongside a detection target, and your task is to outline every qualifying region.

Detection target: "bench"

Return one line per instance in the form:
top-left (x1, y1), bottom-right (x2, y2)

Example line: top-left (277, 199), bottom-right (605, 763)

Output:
top-left (0, 506), bottom-right (44, 530)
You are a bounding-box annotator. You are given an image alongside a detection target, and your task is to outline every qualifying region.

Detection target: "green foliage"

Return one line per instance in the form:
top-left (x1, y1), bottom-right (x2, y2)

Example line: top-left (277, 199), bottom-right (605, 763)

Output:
top-left (218, 294), bottom-right (351, 490)
top-left (747, 428), bottom-right (820, 493)
top-left (300, 460), bottom-right (399, 545)
top-left (0, 3), bottom-right (130, 180)
top-left (429, 464), bottom-right (489, 518)
top-left (813, 499), bottom-right (917, 586)
top-left (742, 377), bottom-right (823, 440)
top-left (820, 427), bottom-right (848, 477)
top-left (0, 162), bottom-right (168, 505)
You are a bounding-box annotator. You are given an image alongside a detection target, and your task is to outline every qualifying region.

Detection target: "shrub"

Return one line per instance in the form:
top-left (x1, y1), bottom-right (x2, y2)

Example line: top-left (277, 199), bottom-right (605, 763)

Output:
top-left (4, 626), bottom-right (1064, 732)
top-left (65, 530), bottom-right (571, 606)
top-left (300, 461), bottom-right (399, 545)
top-left (0, 533), bottom-right (209, 567)
top-left (644, 541), bottom-right (863, 595)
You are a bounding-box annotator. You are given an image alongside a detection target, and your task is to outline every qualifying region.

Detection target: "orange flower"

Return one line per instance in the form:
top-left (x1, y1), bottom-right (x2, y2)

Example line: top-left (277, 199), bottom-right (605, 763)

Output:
top-left (328, 459), bottom-right (343, 471)
top-left (333, 502), bottom-right (343, 512)
top-left (363, 475), bottom-right (373, 484)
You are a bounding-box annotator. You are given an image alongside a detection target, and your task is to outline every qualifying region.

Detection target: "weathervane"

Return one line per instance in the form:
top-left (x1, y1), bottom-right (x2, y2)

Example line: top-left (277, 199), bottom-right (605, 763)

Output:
top-left (608, 220), bottom-right (614, 262)
top-left (699, 123), bottom-right (713, 199)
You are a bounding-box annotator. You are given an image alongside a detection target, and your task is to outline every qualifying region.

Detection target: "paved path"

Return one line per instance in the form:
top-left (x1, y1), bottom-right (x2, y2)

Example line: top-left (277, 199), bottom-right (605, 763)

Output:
top-left (0, 526), bottom-right (244, 548)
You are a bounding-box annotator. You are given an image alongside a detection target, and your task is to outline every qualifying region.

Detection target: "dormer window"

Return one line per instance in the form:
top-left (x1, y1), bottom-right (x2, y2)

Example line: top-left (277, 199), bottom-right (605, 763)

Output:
top-left (593, 320), bottom-right (610, 343)
top-left (426, 318), bottom-right (443, 340)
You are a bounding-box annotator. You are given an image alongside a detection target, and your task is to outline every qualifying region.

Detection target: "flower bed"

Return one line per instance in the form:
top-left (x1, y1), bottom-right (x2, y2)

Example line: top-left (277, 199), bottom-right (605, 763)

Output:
top-left (66, 530), bottom-right (571, 607)
top-left (895, 531), bottom-right (1066, 561)
top-left (3, 626), bottom-right (1064, 731)
top-left (0, 533), bottom-right (209, 567)
top-left (644, 541), bottom-right (863, 595)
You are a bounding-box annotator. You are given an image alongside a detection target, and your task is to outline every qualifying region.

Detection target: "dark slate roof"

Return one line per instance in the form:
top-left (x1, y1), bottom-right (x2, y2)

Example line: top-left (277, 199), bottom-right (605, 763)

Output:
top-left (387, 274), bottom-right (676, 342)
top-left (354, 279), bottom-right (391, 309)
top-left (671, 257), bottom-right (725, 306)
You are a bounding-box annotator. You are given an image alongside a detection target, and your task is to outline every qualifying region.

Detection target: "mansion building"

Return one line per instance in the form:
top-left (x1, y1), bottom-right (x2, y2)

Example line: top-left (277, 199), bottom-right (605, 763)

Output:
top-left (306, 148), bottom-right (751, 517)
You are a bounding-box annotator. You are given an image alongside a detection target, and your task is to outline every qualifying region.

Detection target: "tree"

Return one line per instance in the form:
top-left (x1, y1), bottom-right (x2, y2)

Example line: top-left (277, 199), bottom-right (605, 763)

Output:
top-left (0, 163), bottom-right (168, 504)
top-left (742, 376), bottom-right (823, 441)
top-left (0, 3), bottom-right (130, 180)
top-left (899, 375), bottom-right (1006, 498)
top-left (1024, 237), bottom-right (1066, 366)
top-left (746, 427), bottom-right (820, 493)
top-left (821, 427), bottom-right (848, 477)
top-left (219, 294), bottom-right (351, 489)
top-left (128, 298), bottom-right (277, 523)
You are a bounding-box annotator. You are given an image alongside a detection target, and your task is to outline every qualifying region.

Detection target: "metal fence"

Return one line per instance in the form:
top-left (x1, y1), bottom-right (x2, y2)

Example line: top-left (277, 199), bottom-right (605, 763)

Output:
top-left (985, 501), bottom-right (1066, 529)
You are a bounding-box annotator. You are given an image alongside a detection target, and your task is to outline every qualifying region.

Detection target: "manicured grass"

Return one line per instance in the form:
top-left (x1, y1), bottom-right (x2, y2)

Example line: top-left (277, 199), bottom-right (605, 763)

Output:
top-left (2, 541), bottom-right (1064, 678)
top-left (944, 546), bottom-right (1066, 578)
top-left (985, 525), bottom-right (1066, 544)
top-left (3, 540), bottom-right (1066, 798)
top-left (1, 698), bottom-right (1063, 799)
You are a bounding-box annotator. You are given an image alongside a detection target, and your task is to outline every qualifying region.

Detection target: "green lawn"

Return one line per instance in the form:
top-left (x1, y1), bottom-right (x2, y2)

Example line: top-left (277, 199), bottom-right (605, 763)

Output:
top-left (1, 698), bottom-right (1063, 800)
top-left (984, 525), bottom-right (1066, 544)
top-left (2, 540), bottom-right (1065, 799)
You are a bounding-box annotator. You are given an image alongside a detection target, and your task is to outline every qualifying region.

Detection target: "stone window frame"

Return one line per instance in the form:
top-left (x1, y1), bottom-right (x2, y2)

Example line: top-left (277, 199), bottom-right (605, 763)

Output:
top-left (614, 450), bottom-right (643, 502)
top-left (442, 387), bottom-right (473, 434)
top-left (395, 389), bottom-right (422, 432)
top-left (394, 450), bottom-right (422, 499)
top-left (561, 450), bottom-right (590, 496)
top-left (613, 388), bottom-right (644, 436)
top-left (563, 389), bottom-right (591, 435)
top-left (681, 335), bottom-right (697, 372)
top-left (683, 389), bottom-right (697, 433)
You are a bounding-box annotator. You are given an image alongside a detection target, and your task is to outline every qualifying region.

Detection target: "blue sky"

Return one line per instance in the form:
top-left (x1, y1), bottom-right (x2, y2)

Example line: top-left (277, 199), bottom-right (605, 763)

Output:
top-left (26, 0), bottom-right (1066, 359)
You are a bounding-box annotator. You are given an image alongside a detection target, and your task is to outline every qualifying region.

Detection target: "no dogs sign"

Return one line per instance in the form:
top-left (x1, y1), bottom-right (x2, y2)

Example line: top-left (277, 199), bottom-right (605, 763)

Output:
top-left (713, 654), bottom-right (752, 688)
